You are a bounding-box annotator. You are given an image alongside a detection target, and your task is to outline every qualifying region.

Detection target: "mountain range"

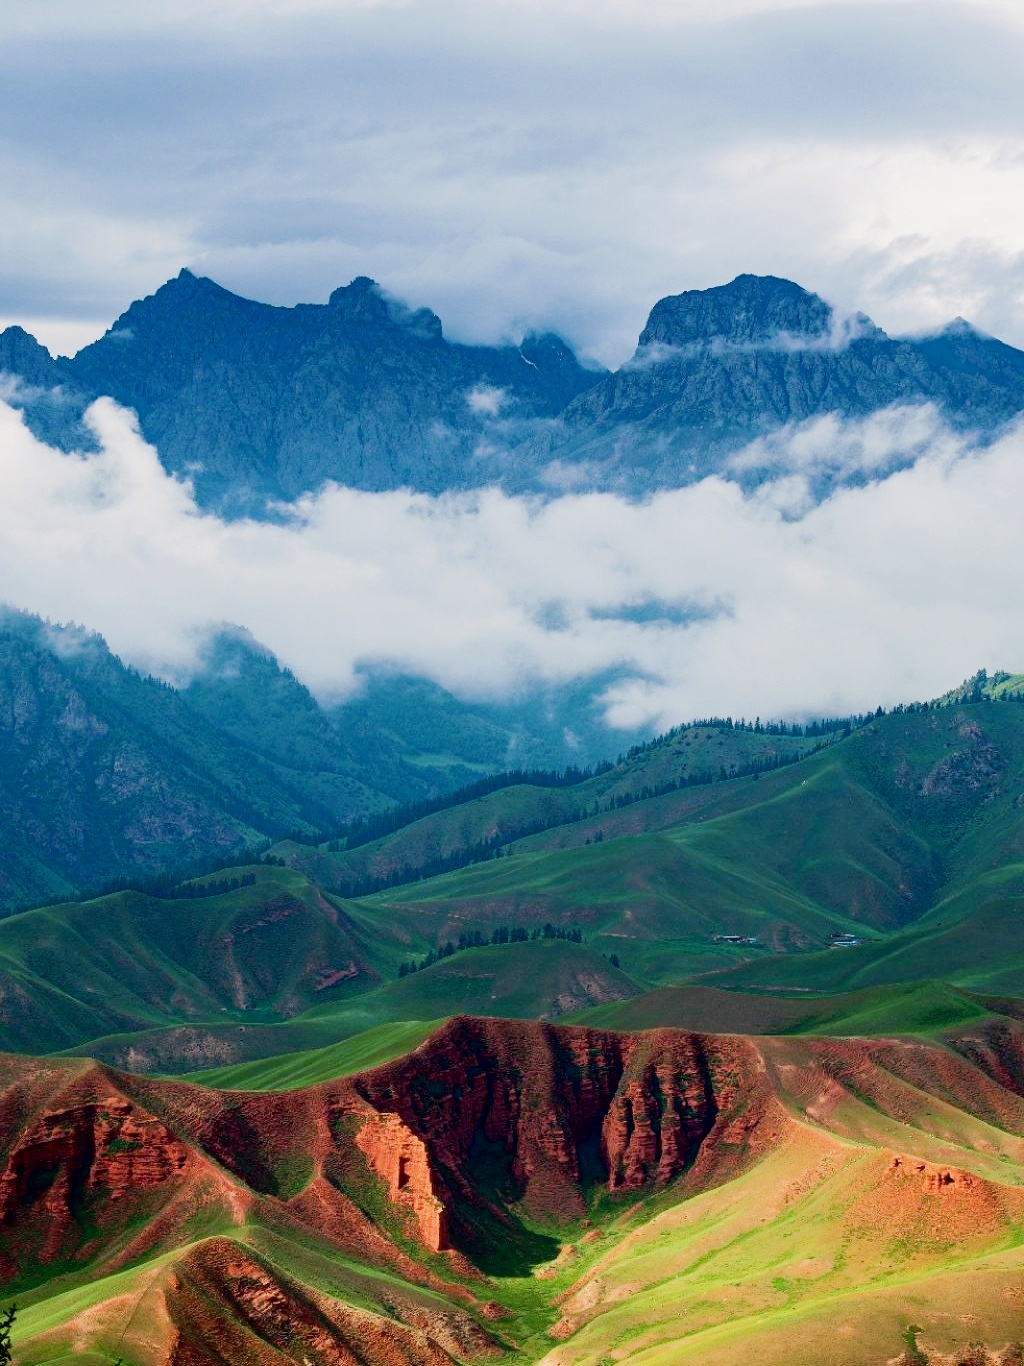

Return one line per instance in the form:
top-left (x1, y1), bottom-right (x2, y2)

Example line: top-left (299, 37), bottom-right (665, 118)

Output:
top-left (1, 681), bottom-right (1022, 1066)
top-left (3, 272), bottom-right (1024, 511)
top-left (3, 657), bottom-right (1024, 1363)
top-left (4, 268), bottom-right (1024, 1365)
top-left (0, 611), bottom-right (660, 912)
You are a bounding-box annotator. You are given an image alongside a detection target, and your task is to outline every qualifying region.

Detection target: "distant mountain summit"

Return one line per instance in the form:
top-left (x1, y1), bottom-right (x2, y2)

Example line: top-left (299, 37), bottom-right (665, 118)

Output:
top-left (2, 270), bottom-right (1024, 509)
top-left (60, 269), bottom-right (600, 508)
top-left (639, 273), bottom-right (843, 348)
top-left (550, 274), bottom-right (1024, 486)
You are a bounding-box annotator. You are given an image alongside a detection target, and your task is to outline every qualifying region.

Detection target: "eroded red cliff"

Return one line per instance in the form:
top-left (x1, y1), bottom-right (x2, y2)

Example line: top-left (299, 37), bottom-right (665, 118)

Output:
top-left (350, 1017), bottom-right (765, 1229)
top-left (355, 1110), bottom-right (449, 1250)
top-left (0, 1068), bottom-right (192, 1262)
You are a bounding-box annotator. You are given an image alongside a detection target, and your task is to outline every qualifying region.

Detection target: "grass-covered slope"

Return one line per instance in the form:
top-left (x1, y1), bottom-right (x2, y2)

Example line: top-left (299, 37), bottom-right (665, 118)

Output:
top-left (4, 695), bottom-right (1024, 1070)
top-left (350, 699), bottom-right (1024, 987)
top-left (61, 938), bottom-right (642, 1075)
top-left (188, 1019), bottom-right (443, 1091)
top-left (281, 720), bottom-right (824, 896)
top-left (569, 979), bottom-right (1002, 1038)
top-left (0, 867), bottom-right (384, 1054)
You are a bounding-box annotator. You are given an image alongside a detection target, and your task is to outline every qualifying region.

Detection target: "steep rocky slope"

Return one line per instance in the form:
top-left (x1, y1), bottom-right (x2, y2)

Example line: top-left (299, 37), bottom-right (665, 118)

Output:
top-left (0, 615), bottom-right (388, 909)
top-left (16, 270), bottom-right (601, 509)
top-left (4, 272), bottom-right (1024, 509)
top-left (549, 274), bottom-right (1024, 488)
top-left (2, 1016), bottom-right (1024, 1363)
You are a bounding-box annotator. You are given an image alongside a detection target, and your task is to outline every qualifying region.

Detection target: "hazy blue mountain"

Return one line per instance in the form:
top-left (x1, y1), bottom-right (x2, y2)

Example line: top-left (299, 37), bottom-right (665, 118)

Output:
top-left (0, 325), bottom-right (94, 450)
top-left (4, 271), bottom-right (1023, 507)
top-left (0, 613), bottom-right (334, 908)
top-left (326, 667), bottom-right (653, 777)
top-left (0, 614), bottom-right (460, 909)
top-left (548, 275), bottom-right (1024, 487)
top-left (60, 271), bottom-right (601, 509)
top-left (0, 614), bottom-right (652, 911)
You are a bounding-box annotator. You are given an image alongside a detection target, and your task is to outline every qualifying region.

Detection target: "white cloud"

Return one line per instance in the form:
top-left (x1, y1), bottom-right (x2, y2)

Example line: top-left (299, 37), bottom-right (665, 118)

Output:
top-left (465, 383), bottom-right (508, 417)
top-left (0, 395), bottom-right (1021, 731)
top-left (729, 403), bottom-right (959, 478)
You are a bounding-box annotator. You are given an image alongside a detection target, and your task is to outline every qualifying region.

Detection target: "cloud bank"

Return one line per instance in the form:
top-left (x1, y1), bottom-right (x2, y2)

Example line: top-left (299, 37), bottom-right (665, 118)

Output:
top-left (0, 396), bottom-right (1020, 730)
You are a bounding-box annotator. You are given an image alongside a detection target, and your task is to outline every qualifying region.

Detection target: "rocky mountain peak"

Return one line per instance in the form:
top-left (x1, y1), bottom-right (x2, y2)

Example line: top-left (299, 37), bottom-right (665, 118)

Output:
top-left (327, 276), bottom-right (444, 339)
top-left (327, 274), bottom-right (389, 317)
top-left (938, 316), bottom-right (983, 339)
top-left (0, 325), bottom-right (60, 384)
top-left (151, 267), bottom-right (236, 308)
top-left (639, 273), bottom-right (837, 350)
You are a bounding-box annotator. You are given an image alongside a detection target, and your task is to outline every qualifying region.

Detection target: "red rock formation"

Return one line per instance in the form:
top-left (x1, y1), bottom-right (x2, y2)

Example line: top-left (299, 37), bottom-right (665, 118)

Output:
top-left (0, 1084), bottom-right (189, 1258)
top-left (888, 1154), bottom-right (976, 1194)
top-left (0, 1022), bottom-right (770, 1279)
top-left (9, 1020), bottom-right (1024, 1366)
top-left (355, 1111), bottom-right (448, 1251)
top-left (353, 1017), bottom-right (727, 1221)
top-left (163, 1238), bottom-right (463, 1366)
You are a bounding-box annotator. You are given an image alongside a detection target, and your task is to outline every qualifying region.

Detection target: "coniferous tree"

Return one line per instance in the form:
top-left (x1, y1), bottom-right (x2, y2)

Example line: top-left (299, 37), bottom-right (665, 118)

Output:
top-left (0, 1304), bottom-right (15, 1366)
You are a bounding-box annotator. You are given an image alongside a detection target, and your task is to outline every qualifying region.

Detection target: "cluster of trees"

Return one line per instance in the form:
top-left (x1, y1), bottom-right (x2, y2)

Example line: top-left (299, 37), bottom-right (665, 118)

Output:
top-left (165, 872), bottom-right (256, 900)
top-left (325, 763), bottom-right (612, 853)
top-left (622, 712), bottom-right (869, 762)
top-left (1, 1305), bottom-right (13, 1366)
top-left (397, 922), bottom-right (584, 976)
top-left (602, 743), bottom-right (838, 812)
top-left (8, 847), bottom-right (275, 919)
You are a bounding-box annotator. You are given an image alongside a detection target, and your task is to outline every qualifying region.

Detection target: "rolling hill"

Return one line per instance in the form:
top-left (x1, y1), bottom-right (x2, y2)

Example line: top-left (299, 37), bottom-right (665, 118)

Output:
top-left (1, 684), bottom-right (1023, 1363)
top-left (1, 692), bottom-right (1023, 1076)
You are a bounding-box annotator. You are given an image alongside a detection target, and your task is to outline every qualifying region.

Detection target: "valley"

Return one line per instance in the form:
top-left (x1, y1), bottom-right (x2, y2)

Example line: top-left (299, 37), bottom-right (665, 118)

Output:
top-left (3, 1015), bottom-right (1024, 1365)
top-left (1, 682), bottom-right (1023, 1362)
top-left (2, 268), bottom-right (1024, 1363)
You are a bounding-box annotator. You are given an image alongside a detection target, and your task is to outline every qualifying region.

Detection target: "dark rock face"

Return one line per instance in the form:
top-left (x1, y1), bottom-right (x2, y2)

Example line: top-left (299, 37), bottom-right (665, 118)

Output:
top-left (639, 274), bottom-right (839, 348)
top-left (5, 270), bottom-right (1024, 510)
top-left (353, 1017), bottom-right (738, 1225)
top-left (0, 613), bottom-right (342, 907)
top-left (0, 325), bottom-right (65, 387)
top-left (552, 275), bottom-right (1024, 487)
top-left (61, 270), bottom-right (602, 508)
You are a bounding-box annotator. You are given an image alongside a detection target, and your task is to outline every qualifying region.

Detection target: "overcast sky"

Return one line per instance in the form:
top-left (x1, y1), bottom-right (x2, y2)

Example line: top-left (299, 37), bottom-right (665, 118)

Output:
top-left (2, 0), bottom-right (1024, 364)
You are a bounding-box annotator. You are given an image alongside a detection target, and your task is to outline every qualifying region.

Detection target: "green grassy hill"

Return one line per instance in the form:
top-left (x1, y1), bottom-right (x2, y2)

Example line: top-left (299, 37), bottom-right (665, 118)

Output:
top-left (281, 720), bottom-right (825, 896)
top-left (351, 699), bottom-right (1024, 991)
top-left (3, 695), bottom-right (1024, 1069)
top-left (0, 866), bottom-right (384, 1053)
top-left (189, 1019), bottom-right (442, 1090)
top-left (569, 979), bottom-right (1000, 1037)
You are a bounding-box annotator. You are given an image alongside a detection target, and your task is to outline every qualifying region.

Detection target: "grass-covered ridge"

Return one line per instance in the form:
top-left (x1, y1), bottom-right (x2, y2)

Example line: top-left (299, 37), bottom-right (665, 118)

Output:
top-left (2, 695), bottom-right (1024, 1070)
top-left (188, 1019), bottom-right (443, 1091)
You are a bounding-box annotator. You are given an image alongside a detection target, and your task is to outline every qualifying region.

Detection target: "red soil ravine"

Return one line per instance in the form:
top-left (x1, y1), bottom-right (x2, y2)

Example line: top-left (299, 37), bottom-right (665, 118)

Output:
top-left (3, 1017), bottom-right (1024, 1363)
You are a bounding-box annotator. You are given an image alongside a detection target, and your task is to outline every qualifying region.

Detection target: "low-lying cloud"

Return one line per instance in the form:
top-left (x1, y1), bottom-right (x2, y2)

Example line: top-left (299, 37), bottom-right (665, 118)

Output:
top-left (1, 395), bottom-right (1021, 730)
top-left (728, 403), bottom-right (959, 481)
